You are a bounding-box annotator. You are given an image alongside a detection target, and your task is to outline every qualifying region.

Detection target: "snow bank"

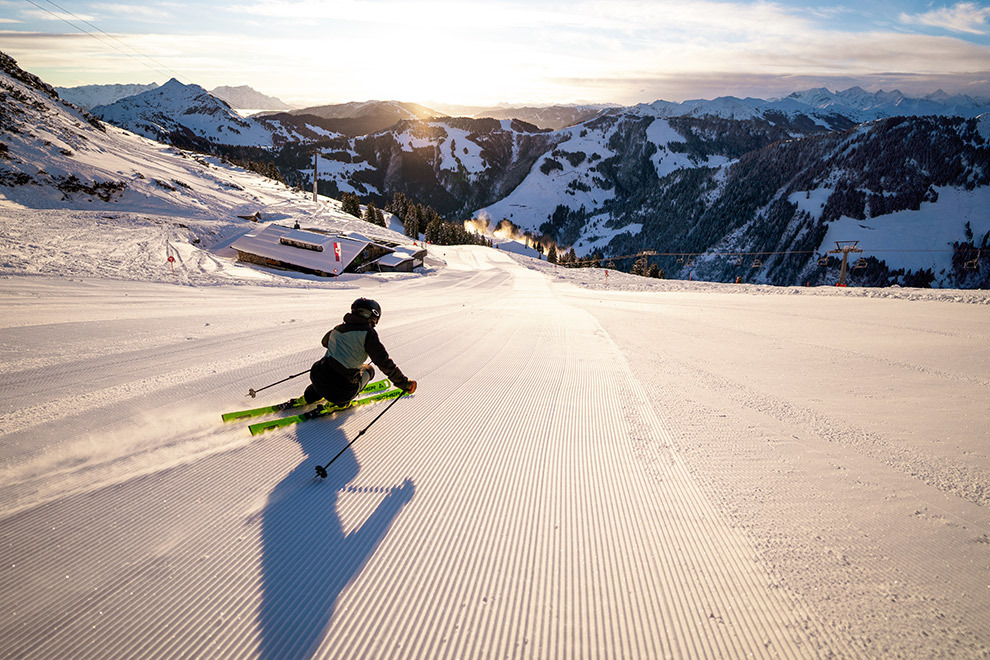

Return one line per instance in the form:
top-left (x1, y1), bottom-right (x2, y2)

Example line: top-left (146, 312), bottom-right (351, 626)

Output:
top-left (508, 249), bottom-right (990, 304)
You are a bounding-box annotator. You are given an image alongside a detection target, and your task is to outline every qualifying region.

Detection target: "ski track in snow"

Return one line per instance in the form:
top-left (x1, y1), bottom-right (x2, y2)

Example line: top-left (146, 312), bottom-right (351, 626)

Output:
top-left (1, 246), bottom-right (988, 658)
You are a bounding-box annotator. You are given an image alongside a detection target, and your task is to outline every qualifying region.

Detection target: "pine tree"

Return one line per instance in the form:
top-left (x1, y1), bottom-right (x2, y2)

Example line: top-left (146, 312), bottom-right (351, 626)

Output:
top-left (404, 211), bottom-right (419, 239)
top-left (363, 201), bottom-right (386, 227)
top-left (547, 244), bottom-right (558, 264)
top-left (647, 263), bottom-right (660, 278)
top-left (341, 193), bottom-right (361, 218)
top-left (387, 192), bottom-right (409, 217)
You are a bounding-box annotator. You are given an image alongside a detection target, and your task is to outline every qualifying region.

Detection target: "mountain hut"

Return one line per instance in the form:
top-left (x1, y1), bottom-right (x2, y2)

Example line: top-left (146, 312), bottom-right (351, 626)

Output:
top-left (230, 225), bottom-right (414, 277)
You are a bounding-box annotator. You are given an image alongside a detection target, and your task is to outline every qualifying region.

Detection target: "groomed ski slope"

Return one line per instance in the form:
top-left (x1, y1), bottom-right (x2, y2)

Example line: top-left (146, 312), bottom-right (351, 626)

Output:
top-left (1, 246), bottom-right (988, 659)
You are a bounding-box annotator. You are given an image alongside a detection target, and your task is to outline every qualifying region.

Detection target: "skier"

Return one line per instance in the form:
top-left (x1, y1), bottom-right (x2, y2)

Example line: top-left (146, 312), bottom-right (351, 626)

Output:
top-left (300, 298), bottom-right (416, 408)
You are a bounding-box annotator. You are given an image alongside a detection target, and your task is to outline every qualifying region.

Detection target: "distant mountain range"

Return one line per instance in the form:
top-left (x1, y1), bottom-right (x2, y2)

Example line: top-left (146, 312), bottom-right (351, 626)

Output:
top-left (210, 85), bottom-right (292, 111)
top-left (54, 83), bottom-right (159, 111)
top-left (57, 81), bottom-right (292, 112)
top-left (9, 54), bottom-right (990, 288)
top-left (84, 77), bottom-right (990, 153)
top-left (64, 78), bottom-right (990, 129)
top-left (271, 100), bottom-right (442, 137)
top-left (427, 103), bottom-right (618, 130)
top-left (631, 87), bottom-right (990, 127)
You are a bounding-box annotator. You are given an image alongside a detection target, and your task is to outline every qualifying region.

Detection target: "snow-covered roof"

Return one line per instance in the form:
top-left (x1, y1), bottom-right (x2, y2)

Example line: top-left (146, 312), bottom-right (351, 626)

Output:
top-left (374, 248), bottom-right (427, 273)
top-left (377, 251), bottom-right (414, 266)
top-left (230, 225), bottom-right (372, 275)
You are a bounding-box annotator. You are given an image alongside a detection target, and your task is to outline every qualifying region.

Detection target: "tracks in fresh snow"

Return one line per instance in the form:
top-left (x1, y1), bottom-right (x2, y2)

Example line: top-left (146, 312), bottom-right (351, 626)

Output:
top-left (5, 253), bottom-right (962, 658)
top-left (311, 261), bottom-right (824, 659)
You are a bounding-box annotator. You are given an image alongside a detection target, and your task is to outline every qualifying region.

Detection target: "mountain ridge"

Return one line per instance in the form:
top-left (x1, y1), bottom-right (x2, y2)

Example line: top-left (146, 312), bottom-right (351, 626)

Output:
top-left (5, 53), bottom-right (988, 288)
top-left (57, 81), bottom-right (293, 113)
top-left (58, 76), bottom-right (990, 131)
top-left (210, 85), bottom-right (292, 111)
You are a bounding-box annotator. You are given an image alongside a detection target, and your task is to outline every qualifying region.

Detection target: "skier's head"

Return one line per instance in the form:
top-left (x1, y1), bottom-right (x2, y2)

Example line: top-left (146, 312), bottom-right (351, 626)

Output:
top-left (351, 298), bottom-right (382, 325)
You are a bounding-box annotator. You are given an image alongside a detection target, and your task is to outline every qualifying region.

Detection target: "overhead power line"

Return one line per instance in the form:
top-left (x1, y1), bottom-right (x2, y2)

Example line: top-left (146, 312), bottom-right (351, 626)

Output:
top-left (23, 0), bottom-right (190, 84)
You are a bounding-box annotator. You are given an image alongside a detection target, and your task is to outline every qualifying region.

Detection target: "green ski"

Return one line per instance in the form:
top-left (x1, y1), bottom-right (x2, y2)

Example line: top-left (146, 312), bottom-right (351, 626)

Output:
top-left (222, 379), bottom-right (391, 422)
top-left (248, 388), bottom-right (404, 436)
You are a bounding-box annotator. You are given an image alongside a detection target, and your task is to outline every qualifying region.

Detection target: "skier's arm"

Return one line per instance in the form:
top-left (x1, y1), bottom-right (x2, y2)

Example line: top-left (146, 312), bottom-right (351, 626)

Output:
top-left (364, 329), bottom-right (412, 390)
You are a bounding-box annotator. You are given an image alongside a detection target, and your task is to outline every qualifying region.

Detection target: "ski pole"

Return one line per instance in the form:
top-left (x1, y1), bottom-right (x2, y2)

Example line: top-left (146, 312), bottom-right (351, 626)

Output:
top-left (247, 368), bottom-right (309, 398)
top-left (315, 391), bottom-right (407, 479)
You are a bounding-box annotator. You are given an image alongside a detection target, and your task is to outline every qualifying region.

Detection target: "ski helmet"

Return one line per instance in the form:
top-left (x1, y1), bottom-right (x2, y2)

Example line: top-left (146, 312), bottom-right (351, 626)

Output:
top-left (351, 297), bottom-right (382, 323)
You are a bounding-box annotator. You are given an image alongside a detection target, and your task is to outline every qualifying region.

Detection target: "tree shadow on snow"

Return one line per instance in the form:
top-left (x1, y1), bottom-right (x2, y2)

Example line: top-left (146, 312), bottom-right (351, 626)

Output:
top-left (258, 417), bottom-right (415, 659)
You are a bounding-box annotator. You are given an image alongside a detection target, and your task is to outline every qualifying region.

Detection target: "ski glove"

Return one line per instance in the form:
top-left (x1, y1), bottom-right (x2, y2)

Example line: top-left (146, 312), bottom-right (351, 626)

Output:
top-left (402, 380), bottom-right (417, 394)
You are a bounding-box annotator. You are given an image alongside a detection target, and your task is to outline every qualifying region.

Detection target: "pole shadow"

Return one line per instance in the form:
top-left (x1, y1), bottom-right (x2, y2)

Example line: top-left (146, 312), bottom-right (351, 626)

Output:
top-left (257, 416), bottom-right (415, 659)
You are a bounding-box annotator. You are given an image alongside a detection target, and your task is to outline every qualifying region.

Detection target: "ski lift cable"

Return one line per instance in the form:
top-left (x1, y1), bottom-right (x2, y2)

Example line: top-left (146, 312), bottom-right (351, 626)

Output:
top-left (570, 245), bottom-right (968, 266)
top-left (24, 0), bottom-right (191, 84)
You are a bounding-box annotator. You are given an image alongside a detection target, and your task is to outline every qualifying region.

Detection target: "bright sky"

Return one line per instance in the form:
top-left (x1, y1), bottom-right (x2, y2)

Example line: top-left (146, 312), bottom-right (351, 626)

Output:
top-left (2, 0), bottom-right (989, 107)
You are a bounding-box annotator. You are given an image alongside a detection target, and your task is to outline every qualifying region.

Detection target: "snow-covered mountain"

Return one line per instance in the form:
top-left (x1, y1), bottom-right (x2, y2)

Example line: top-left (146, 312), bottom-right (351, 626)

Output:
top-left (783, 86), bottom-right (990, 118)
top-left (55, 82), bottom-right (159, 111)
top-left (267, 105), bottom-right (990, 288)
top-left (472, 111), bottom-right (990, 288)
top-left (0, 52), bottom-right (406, 284)
top-left (429, 89), bottom-right (989, 130)
top-left (630, 86), bottom-right (990, 127)
top-left (55, 82), bottom-right (292, 114)
top-left (307, 117), bottom-right (559, 211)
top-left (210, 85), bottom-right (292, 112)
top-left (92, 79), bottom-right (276, 149)
top-left (630, 95), bottom-right (853, 132)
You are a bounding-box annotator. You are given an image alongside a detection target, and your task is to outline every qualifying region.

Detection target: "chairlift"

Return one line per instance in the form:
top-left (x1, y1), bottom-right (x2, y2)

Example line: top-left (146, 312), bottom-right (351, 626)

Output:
top-left (964, 250), bottom-right (981, 271)
top-left (676, 255), bottom-right (685, 265)
top-left (751, 258), bottom-right (763, 268)
top-left (685, 258), bottom-right (696, 267)
top-left (732, 255), bottom-right (743, 266)
top-left (853, 258), bottom-right (868, 270)
top-left (817, 256), bottom-right (828, 266)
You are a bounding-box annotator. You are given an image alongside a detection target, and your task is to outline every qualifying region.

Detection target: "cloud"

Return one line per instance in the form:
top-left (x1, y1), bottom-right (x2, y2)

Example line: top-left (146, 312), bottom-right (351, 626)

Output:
top-left (899, 2), bottom-right (990, 35)
top-left (4, 0), bottom-right (989, 105)
top-left (90, 3), bottom-right (175, 21)
top-left (22, 9), bottom-right (97, 22)
top-left (227, 0), bottom-right (813, 37)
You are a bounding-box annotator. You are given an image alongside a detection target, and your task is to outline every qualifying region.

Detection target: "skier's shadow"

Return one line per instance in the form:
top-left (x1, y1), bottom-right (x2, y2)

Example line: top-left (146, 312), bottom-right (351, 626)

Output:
top-left (257, 417), bottom-right (415, 659)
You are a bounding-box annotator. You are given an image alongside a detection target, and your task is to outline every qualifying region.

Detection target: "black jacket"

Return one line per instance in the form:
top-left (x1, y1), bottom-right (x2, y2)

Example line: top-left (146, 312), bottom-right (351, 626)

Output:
top-left (315, 312), bottom-right (409, 390)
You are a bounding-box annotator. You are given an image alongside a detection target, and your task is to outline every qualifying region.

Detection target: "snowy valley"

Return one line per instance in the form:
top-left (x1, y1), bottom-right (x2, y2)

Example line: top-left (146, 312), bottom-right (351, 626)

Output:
top-left (63, 69), bottom-right (990, 289)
